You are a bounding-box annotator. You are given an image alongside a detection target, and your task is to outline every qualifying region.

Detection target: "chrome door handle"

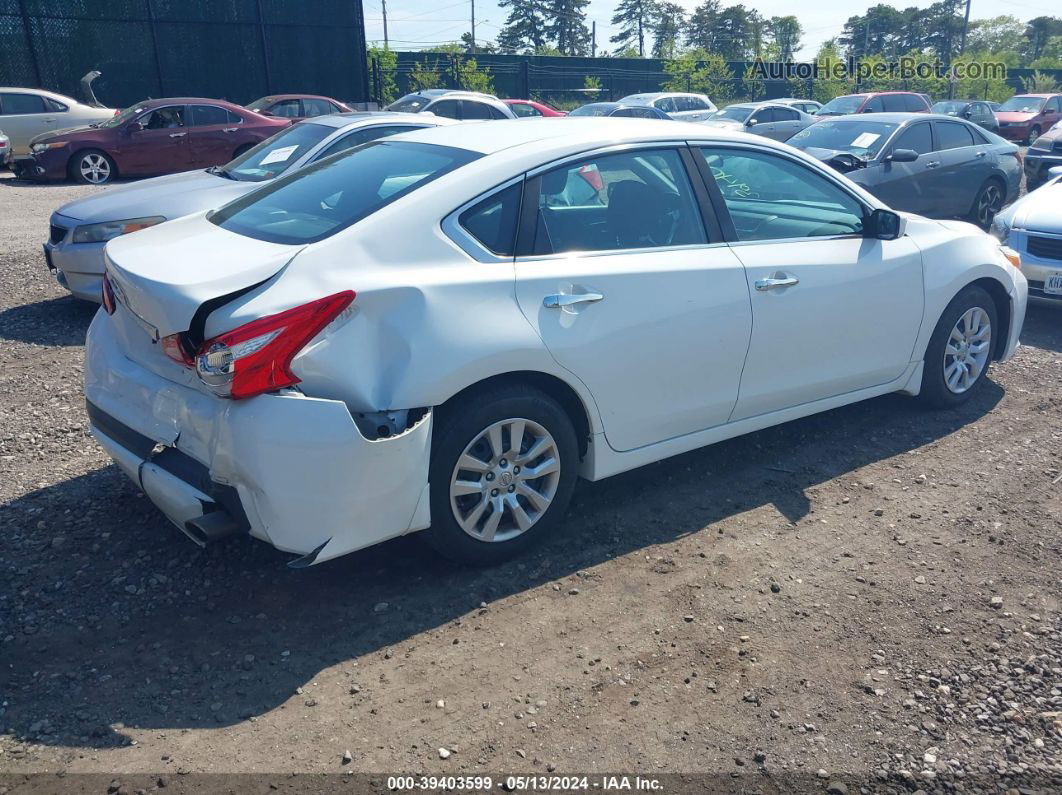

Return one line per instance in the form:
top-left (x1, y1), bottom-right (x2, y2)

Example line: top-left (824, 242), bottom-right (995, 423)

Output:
top-left (169, 132), bottom-right (186, 138)
top-left (754, 276), bottom-right (799, 291)
top-left (925, 161), bottom-right (940, 169)
top-left (975, 151), bottom-right (987, 158)
top-left (543, 292), bottom-right (604, 308)
top-left (223, 127), bottom-right (239, 132)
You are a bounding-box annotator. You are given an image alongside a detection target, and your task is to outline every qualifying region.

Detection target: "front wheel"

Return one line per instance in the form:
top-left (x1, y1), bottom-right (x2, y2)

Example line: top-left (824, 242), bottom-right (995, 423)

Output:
top-left (918, 286), bottom-right (998, 408)
top-left (1025, 126), bottom-right (1041, 146)
top-left (423, 385), bottom-right (579, 565)
top-left (70, 149), bottom-right (116, 185)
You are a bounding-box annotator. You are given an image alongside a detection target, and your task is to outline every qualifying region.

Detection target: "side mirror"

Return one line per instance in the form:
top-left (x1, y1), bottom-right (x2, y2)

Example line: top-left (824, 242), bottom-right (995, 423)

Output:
top-left (746, 117), bottom-right (758, 126)
top-left (887, 148), bottom-right (919, 163)
top-left (866, 208), bottom-right (905, 240)
top-left (127, 121), bottom-right (144, 133)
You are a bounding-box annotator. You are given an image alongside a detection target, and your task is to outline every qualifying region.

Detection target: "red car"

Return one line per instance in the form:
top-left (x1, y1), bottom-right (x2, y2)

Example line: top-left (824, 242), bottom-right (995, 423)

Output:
top-left (815, 91), bottom-right (932, 117)
top-left (503, 99), bottom-right (567, 118)
top-left (246, 94), bottom-right (353, 121)
top-left (22, 97), bottom-right (290, 184)
top-left (995, 93), bottom-right (1062, 145)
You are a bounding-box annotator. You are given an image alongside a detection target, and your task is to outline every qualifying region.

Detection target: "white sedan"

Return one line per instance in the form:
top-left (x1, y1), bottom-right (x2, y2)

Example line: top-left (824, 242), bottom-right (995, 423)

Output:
top-left (85, 118), bottom-right (1027, 566)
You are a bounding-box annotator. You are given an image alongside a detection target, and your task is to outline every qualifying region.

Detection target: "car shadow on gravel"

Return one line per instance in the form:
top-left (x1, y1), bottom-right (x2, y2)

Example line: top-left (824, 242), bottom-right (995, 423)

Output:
top-left (0, 378), bottom-right (1004, 750)
top-left (1020, 304), bottom-right (1062, 353)
top-left (0, 296), bottom-right (97, 346)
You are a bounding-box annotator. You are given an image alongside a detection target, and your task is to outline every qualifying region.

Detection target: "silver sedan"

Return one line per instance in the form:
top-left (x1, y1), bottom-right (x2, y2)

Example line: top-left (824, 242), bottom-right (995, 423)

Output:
top-left (700, 102), bottom-right (815, 141)
top-left (44, 113), bottom-right (459, 301)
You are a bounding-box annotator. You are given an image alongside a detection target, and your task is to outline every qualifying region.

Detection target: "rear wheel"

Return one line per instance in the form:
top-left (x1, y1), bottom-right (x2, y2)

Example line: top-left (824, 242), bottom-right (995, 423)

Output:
top-left (423, 385), bottom-right (578, 565)
top-left (968, 179), bottom-right (1004, 229)
top-left (918, 285), bottom-right (998, 408)
top-left (70, 149), bottom-right (116, 185)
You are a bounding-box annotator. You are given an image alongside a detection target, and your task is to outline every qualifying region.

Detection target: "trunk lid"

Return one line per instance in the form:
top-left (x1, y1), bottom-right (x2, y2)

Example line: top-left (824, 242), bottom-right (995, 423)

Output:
top-left (105, 211), bottom-right (302, 339)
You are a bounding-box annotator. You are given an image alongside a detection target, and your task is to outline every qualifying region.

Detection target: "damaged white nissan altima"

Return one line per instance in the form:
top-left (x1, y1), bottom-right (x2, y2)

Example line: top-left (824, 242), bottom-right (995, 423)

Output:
top-left (85, 118), bottom-right (1027, 567)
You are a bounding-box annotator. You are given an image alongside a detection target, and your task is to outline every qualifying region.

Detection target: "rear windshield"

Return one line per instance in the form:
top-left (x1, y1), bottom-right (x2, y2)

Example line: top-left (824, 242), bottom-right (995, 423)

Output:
top-left (386, 93), bottom-right (431, 113)
top-left (568, 104), bottom-right (614, 117)
top-left (224, 121), bottom-right (332, 182)
top-left (210, 141), bottom-right (480, 244)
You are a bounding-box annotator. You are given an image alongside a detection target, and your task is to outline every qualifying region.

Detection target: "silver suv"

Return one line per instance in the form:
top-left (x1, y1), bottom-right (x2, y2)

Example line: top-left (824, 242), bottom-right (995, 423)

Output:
top-left (386, 89), bottom-right (516, 120)
top-left (617, 92), bottom-right (718, 121)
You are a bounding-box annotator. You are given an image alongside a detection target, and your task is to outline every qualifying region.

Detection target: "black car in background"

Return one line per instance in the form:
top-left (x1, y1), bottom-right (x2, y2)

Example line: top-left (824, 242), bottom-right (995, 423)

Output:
top-left (931, 100), bottom-right (1000, 133)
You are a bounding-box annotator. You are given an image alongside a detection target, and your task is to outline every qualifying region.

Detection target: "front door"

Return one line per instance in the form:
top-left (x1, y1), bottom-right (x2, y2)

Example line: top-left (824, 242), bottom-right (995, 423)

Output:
top-left (118, 106), bottom-right (192, 174)
top-left (872, 121), bottom-right (936, 215)
top-left (514, 146), bottom-right (753, 452)
top-left (696, 145), bottom-right (924, 420)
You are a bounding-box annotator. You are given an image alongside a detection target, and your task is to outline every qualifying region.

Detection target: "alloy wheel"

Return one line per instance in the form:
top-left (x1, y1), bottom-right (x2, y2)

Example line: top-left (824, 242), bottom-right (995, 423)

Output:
top-left (976, 183), bottom-right (1003, 228)
top-left (943, 306), bottom-right (991, 394)
top-left (449, 417), bottom-right (561, 543)
top-left (79, 153), bottom-right (111, 184)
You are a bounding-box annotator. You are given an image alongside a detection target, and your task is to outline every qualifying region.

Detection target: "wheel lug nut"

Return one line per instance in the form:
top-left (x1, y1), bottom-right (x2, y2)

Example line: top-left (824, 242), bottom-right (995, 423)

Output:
top-left (499, 458), bottom-right (508, 467)
top-left (491, 489), bottom-right (499, 497)
top-left (513, 466), bottom-right (520, 474)
top-left (507, 485), bottom-right (515, 493)
top-left (485, 473), bottom-right (494, 481)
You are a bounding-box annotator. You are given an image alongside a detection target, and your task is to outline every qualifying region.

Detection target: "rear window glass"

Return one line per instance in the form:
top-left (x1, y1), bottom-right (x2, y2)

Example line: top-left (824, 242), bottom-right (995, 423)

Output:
top-left (210, 141), bottom-right (480, 244)
top-left (459, 182), bottom-right (522, 256)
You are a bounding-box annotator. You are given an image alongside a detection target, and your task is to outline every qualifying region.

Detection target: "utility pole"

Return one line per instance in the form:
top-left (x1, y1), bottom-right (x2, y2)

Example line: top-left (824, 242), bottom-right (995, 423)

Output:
top-left (382, 0), bottom-right (389, 49)
top-left (470, 0), bottom-right (475, 53)
top-left (591, 20), bottom-right (596, 57)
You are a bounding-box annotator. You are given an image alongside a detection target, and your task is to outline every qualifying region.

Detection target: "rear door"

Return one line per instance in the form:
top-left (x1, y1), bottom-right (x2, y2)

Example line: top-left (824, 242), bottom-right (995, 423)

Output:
top-left (513, 145), bottom-right (753, 452)
top-left (696, 144), bottom-right (923, 419)
top-left (186, 104), bottom-right (242, 168)
top-left (769, 106), bottom-right (803, 140)
top-left (747, 107), bottom-right (779, 137)
top-left (873, 121), bottom-right (935, 214)
top-left (932, 120), bottom-right (985, 216)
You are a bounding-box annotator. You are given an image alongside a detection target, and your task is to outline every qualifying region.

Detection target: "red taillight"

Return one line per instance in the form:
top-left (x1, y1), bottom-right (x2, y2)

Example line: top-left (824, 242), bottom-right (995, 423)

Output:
top-left (161, 333), bottom-right (194, 366)
top-left (101, 272), bottom-right (116, 315)
top-left (193, 291), bottom-right (355, 400)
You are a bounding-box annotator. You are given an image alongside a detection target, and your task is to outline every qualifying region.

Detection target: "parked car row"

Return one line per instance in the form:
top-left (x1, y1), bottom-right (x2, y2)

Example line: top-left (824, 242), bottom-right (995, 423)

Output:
top-left (73, 116), bottom-right (1025, 567)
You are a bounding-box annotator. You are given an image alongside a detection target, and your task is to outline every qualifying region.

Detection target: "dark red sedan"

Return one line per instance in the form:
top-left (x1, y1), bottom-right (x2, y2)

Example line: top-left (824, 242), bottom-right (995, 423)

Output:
top-left (246, 94), bottom-right (353, 121)
top-left (23, 97), bottom-right (290, 184)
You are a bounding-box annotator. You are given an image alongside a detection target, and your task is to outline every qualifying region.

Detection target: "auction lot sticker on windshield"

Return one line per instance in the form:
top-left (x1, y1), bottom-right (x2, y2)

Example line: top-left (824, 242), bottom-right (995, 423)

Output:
top-left (851, 132), bottom-right (881, 148)
top-left (259, 145), bottom-right (299, 165)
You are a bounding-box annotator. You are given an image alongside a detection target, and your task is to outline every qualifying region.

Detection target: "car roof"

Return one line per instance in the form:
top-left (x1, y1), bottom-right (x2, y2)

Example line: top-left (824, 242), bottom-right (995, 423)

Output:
top-left (825, 112), bottom-right (972, 124)
top-left (0, 86), bottom-right (80, 102)
top-left (304, 111), bottom-right (456, 130)
top-left (129, 97), bottom-right (243, 109)
top-left (391, 116), bottom-right (774, 155)
top-left (255, 93), bottom-right (338, 102)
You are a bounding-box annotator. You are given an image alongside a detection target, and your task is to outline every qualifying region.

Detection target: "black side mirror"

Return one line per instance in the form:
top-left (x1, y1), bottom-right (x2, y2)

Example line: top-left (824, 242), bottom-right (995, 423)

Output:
top-left (887, 148), bottom-right (919, 163)
top-left (127, 121), bottom-right (144, 133)
top-left (866, 208), bottom-right (905, 240)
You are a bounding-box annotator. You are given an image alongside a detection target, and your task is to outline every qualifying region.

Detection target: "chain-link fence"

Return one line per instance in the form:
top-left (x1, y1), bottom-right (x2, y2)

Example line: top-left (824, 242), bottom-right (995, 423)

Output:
top-left (0, 0), bottom-right (369, 108)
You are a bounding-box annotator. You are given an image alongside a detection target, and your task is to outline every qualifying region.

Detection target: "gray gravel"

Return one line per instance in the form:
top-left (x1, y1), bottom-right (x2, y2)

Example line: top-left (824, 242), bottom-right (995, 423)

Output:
top-left (0, 170), bottom-right (1059, 790)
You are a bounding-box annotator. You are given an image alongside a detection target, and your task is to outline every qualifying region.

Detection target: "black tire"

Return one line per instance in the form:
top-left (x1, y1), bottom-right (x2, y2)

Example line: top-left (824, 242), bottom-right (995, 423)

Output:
top-left (968, 178), bottom-right (1005, 229)
top-left (422, 385), bottom-right (579, 566)
top-left (1025, 125), bottom-right (1041, 146)
top-left (918, 285), bottom-right (998, 409)
top-left (69, 149), bottom-right (116, 185)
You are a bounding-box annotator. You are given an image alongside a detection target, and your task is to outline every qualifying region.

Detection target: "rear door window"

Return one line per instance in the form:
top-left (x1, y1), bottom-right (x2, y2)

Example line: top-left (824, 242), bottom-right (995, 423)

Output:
top-left (459, 182), bottom-right (522, 256)
top-left (188, 105), bottom-right (231, 126)
top-left (211, 141), bottom-right (480, 244)
top-left (302, 98), bottom-right (333, 116)
top-left (510, 102), bottom-right (540, 117)
top-left (687, 96), bottom-right (709, 111)
top-left (863, 96), bottom-right (885, 112)
top-left (935, 121), bottom-right (975, 150)
top-left (1, 93), bottom-right (47, 114)
top-left (774, 107), bottom-right (799, 121)
top-left (654, 97), bottom-right (677, 113)
top-left (428, 100), bottom-right (461, 119)
top-left (269, 99), bottom-right (303, 118)
top-left (462, 100), bottom-right (494, 120)
top-left (882, 94), bottom-right (906, 112)
top-left (903, 94), bottom-right (928, 111)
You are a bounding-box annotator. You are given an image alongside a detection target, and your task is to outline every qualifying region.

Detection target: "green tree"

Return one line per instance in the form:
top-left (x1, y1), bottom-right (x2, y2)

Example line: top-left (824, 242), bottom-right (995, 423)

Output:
top-left (711, 4), bottom-right (762, 61)
top-left (497, 0), bottom-right (548, 53)
top-left (367, 46), bottom-right (398, 104)
top-left (651, 2), bottom-right (685, 59)
top-left (810, 39), bottom-right (855, 103)
top-left (610, 0), bottom-right (657, 57)
top-left (663, 49), bottom-right (734, 102)
top-left (686, 0), bottom-right (720, 52)
top-left (547, 0), bottom-right (592, 55)
top-left (1021, 70), bottom-right (1061, 92)
top-left (457, 57), bottom-right (495, 93)
top-left (1021, 17), bottom-right (1062, 65)
top-left (742, 64), bottom-right (764, 101)
top-left (409, 60), bottom-right (443, 91)
top-left (1029, 35), bottom-right (1062, 68)
top-left (768, 16), bottom-right (802, 60)
top-left (965, 15), bottom-right (1024, 54)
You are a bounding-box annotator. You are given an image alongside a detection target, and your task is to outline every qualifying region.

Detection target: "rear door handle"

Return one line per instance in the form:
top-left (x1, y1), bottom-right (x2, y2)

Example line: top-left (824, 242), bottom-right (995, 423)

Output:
top-left (169, 132), bottom-right (186, 138)
top-left (754, 276), bottom-right (799, 291)
top-left (543, 292), bottom-right (604, 308)
top-left (975, 151), bottom-right (987, 158)
top-left (925, 161), bottom-right (940, 169)
top-left (223, 127), bottom-right (239, 132)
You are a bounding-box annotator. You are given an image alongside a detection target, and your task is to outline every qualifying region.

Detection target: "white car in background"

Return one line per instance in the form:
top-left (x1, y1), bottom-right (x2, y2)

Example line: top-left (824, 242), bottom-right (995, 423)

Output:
top-left (45, 112), bottom-right (460, 301)
top-left (86, 119), bottom-right (1026, 568)
top-left (0, 87), bottom-right (115, 157)
top-left (617, 92), bottom-right (718, 121)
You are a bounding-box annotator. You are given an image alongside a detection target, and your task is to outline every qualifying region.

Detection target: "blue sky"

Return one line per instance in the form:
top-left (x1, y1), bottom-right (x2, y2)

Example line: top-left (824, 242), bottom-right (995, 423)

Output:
top-left (363, 0), bottom-right (1058, 58)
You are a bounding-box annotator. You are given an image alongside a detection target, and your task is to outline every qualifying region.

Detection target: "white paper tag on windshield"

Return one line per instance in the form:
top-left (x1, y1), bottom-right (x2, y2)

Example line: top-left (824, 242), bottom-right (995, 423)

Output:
top-left (851, 132), bottom-right (881, 148)
top-left (259, 145), bottom-right (298, 165)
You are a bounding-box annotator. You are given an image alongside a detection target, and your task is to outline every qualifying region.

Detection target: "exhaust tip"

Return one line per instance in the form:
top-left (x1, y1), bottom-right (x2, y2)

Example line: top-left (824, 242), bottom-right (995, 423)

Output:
top-left (185, 511), bottom-right (242, 545)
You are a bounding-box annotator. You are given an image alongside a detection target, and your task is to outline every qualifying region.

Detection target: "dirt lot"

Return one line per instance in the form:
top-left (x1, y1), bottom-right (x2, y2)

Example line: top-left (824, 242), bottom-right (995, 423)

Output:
top-left (0, 171), bottom-right (1059, 792)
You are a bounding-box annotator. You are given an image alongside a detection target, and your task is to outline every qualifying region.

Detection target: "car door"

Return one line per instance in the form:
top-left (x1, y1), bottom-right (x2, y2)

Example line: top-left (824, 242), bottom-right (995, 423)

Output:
top-left (653, 96), bottom-right (678, 118)
top-left (513, 146), bottom-right (753, 452)
top-left (117, 106), bottom-right (193, 174)
top-left (695, 144), bottom-right (923, 420)
top-left (0, 92), bottom-right (55, 154)
top-left (768, 106), bottom-right (803, 140)
top-left (681, 95), bottom-right (712, 122)
top-left (746, 107), bottom-right (778, 137)
top-left (931, 120), bottom-right (985, 216)
top-left (186, 104), bottom-right (241, 168)
top-left (872, 121), bottom-right (935, 215)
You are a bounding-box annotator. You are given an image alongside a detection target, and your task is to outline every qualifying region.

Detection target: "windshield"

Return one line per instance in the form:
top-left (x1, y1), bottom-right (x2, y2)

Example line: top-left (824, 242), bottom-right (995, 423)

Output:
top-left (222, 122), bottom-right (332, 182)
top-left (709, 106), bottom-right (752, 122)
top-left (818, 95), bottom-right (867, 115)
top-left (96, 104), bottom-right (148, 128)
top-left (210, 141), bottom-right (480, 244)
top-left (932, 101), bottom-right (969, 115)
top-left (568, 104), bottom-right (613, 117)
top-left (999, 95), bottom-right (1045, 113)
top-left (386, 94), bottom-right (431, 113)
top-left (787, 120), bottom-right (898, 157)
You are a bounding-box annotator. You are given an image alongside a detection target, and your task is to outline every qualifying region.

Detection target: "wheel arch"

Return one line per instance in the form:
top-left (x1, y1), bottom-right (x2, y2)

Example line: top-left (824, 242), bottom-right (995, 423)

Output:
top-left (965, 276), bottom-right (1012, 360)
top-left (434, 370), bottom-right (595, 460)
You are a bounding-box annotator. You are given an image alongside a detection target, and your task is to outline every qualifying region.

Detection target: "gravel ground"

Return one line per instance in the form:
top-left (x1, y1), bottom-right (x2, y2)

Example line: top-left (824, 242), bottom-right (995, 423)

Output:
top-left (0, 170), bottom-right (1059, 792)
